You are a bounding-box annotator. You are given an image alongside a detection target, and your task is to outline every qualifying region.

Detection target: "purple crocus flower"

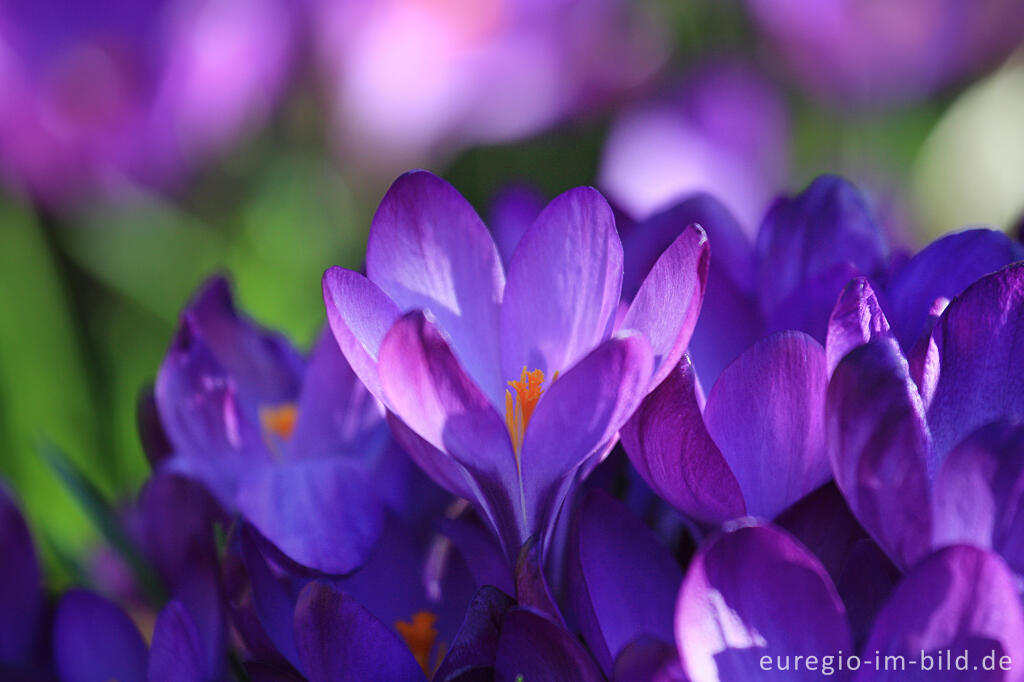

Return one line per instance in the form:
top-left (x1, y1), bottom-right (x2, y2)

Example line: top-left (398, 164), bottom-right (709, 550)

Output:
top-left (307, 0), bottom-right (666, 176)
top-left (0, 482), bottom-right (44, 677)
top-left (826, 261), bottom-right (1024, 571)
top-left (600, 61), bottom-right (789, 236)
top-left (745, 0), bottom-right (1024, 106)
top-left (154, 277), bottom-right (428, 574)
top-left (322, 170), bottom-right (708, 564)
top-left (0, 0), bottom-right (295, 204)
top-left (675, 521), bottom-right (1024, 682)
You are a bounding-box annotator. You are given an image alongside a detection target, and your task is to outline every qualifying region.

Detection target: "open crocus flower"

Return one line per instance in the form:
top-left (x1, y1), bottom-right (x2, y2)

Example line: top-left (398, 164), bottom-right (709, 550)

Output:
top-left (323, 170), bottom-right (708, 562)
top-left (0, 0), bottom-right (295, 204)
top-left (155, 277), bottom-right (428, 574)
top-left (826, 262), bottom-right (1024, 571)
top-left (676, 521), bottom-right (1024, 682)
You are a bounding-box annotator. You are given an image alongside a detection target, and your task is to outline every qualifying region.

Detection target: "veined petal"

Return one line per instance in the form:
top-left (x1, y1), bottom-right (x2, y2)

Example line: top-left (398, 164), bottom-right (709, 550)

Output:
top-left (704, 331), bottom-right (829, 519)
top-left (366, 171), bottom-right (505, 405)
top-left (825, 277), bottom-right (892, 376)
top-left (620, 357), bottom-right (745, 524)
top-left (621, 224), bottom-right (709, 389)
top-left (501, 187), bottom-right (623, 381)
top-left (675, 523), bottom-right (851, 682)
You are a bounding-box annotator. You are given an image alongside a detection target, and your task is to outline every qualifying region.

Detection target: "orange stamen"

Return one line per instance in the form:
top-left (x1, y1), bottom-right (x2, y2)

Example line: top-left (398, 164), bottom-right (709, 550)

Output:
top-left (259, 403), bottom-right (298, 440)
top-left (395, 611), bottom-right (439, 675)
top-left (504, 367), bottom-right (557, 459)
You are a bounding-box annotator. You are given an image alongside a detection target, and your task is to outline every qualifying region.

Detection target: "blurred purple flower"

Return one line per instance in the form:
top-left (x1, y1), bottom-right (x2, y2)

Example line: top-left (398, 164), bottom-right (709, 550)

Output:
top-left (600, 62), bottom-right (789, 235)
top-left (826, 262), bottom-right (1024, 570)
top-left (676, 522), bottom-right (1024, 681)
top-left (323, 170), bottom-right (708, 564)
top-left (746, 0), bottom-right (1024, 105)
top-left (0, 482), bottom-right (44, 675)
top-left (154, 277), bottom-right (431, 575)
top-left (0, 0), bottom-right (295, 204)
top-left (309, 0), bottom-right (667, 176)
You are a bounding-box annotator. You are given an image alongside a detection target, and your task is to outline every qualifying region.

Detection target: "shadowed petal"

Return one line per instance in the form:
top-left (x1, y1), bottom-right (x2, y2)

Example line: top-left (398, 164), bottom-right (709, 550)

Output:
top-left (490, 184), bottom-right (545, 268)
top-left (826, 339), bottom-right (933, 568)
top-left (764, 262), bottom-right (863, 343)
top-left (53, 590), bottom-right (148, 682)
top-left (621, 224), bottom-right (709, 389)
top-left (433, 586), bottom-right (515, 682)
top-left (621, 357), bottom-right (745, 524)
top-left (887, 228), bottom-right (1024, 350)
top-left (322, 267), bottom-right (401, 404)
top-left (293, 581), bottom-right (426, 682)
top-left (857, 546), bottom-right (1024, 682)
top-left (933, 421), bottom-right (1024, 575)
top-left (927, 263), bottom-right (1024, 462)
top-left (495, 609), bottom-right (605, 682)
top-left (704, 331), bottom-right (829, 519)
top-left (570, 491), bottom-right (681, 676)
top-left (386, 413), bottom-right (475, 504)
top-left (0, 484), bottom-right (41, 664)
top-left (825, 277), bottom-right (892, 376)
top-left (612, 636), bottom-right (679, 682)
top-left (366, 171), bottom-right (505, 404)
top-left (676, 523), bottom-right (851, 682)
top-left (501, 187), bottom-right (623, 381)
top-left (148, 601), bottom-right (205, 682)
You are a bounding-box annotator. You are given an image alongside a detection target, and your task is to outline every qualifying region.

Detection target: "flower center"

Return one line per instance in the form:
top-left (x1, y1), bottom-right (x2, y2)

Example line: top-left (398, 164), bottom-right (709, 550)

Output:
top-left (259, 403), bottom-right (298, 440)
top-left (504, 366), bottom-right (556, 457)
top-left (395, 611), bottom-right (439, 675)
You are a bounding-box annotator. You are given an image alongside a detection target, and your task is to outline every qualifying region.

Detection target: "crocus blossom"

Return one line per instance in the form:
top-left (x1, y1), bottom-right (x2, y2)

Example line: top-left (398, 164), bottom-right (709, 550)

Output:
top-left (323, 170), bottom-right (709, 562)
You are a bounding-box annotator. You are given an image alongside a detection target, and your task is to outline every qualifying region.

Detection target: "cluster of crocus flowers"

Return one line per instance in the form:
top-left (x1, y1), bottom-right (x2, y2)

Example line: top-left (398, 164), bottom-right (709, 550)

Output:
top-left (3, 169), bottom-right (1023, 681)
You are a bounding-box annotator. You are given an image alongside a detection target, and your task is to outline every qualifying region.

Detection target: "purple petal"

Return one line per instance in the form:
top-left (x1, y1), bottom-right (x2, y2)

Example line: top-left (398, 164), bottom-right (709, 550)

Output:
top-left (378, 311), bottom-right (521, 557)
top-left (53, 590), bottom-right (148, 682)
top-left (703, 331), bottom-right (829, 519)
top-left (826, 339), bottom-right (933, 568)
top-left (764, 262), bottom-right (864, 343)
top-left (501, 187), bottom-right (623, 381)
top-left (495, 608), bottom-right (605, 682)
top-left (926, 263), bottom-right (1024, 462)
top-left (0, 484), bottom-right (41, 664)
top-left (322, 267), bottom-right (401, 404)
top-left (386, 413), bottom-right (475, 505)
top-left (241, 529), bottom-right (302, 671)
top-left (933, 421), bottom-right (1024, 575)
top-left (137, 384), bottom-right (173, 469)
top-left (826, 277), bottom-right (893, 376)
top-left (887, 228), bottom-right (1024, 350)
top-left (858, 546), bottom-right (1024, 682)
top-left (621, 356), bottom-right (745, 524)
top-left (489, 184), bottom-right (545, 268)
top-left (293, 581), bottom-right (426, 682)
top-left (236, 457), bottom-right (385, 574)
top-left (148, 601), bottom-right (204, 682)
top-left (611, 636), bottom-right (679, 682)
top-left (366, 171), bottom-right (505, 404)
top-left (433, 586), bottom-right (515, 682)
top-left (621, 224), bottom-right (709, 389)
top-left (170, 547), bottom-right (227, 680)
top-left (755, 175), bottom-right (887, 318)
top-left (438, 515), bottom-right (515, 596)
top-left (520, 334), bottom-right (653, 542)
top-left (138, 471), bottom-right (221, 587)
top-left (515, 540), bottom-right (564, 626)
top-left (676, 523), bottom-right (851, 682)
top-left (775, 483), bottom-right (869, 584)
top-left (570, 490), bottom-right (682, 676)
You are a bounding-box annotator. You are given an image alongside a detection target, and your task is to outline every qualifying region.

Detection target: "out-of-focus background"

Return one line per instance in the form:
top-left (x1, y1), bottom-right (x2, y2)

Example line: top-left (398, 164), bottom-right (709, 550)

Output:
top-left (1, 0), bottom-right (1022, 579)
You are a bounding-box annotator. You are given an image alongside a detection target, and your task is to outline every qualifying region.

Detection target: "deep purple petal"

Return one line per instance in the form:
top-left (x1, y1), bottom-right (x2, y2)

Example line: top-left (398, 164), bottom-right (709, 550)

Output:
top-left (438, 514), bottom-right (515, 596)
top-left (489, 184), bottom-right (545, 268)
top-left (858, 546), bottom-right (1024, 682)
top-left (137, 384), bottom-right (173, 469)
top-left (148, 601), bottom-right (205, 682)
top-left (322, 267), bottom-right (401, 404)
top-left (236, 457), bottom-right (385, 574)
top-left (933, 421), bottom-right (1024, 575)
top-left (570, 490), bottom-right (681, 676)
top-left (514, 540), bottom-right (564, 625)
top-left (675, 523), bottom-right (851, 682)
top-left (138, 471), bottom-right (221, 587)
top-left (611, 636), bottom-right (679, 682)
top-left (926, 262), bottom-right (1024, 462)
top-left (826, 339), bottom-right (933, 568)
top-left (825, 277), bottom-right (893, 376)
top-left (775, 483), bottom-right (869, 584)
top-left (495, 608), bottom-right (605, 682)
top-left (621, 224), bottom-right (709, 389)
top-left (520, 334), bottom-right (653, 543)
top-left (366, 171), bottom-right (505, 404)
top-left (293, 581), bottom-right (426, 682)
top-left (0, 484), bottom-right (41, 664)
top-left (53, 590), bottom-right (148, 682)
top-left (386, 412), bottom-right (475, 504)
top-left (501, 187), bottom-right (623, 381)
top-left (764, 262), bottom-right (863, 343)
top-left (433, 586), bottom-right (515, 682)
top-left (170, 546), bottom-right (227, 680)
top-left (378, 311), bottom-right (521, 557)
top-left (621, 356), bottom-right (744, 524)
top-left (886, 228), bottom-right (1024, 350)
top-left (703, 331), bottom-right (829, 519)
top-left (755, 175), bottom-right (887, 318)
top-left (241, 529), bottom-right (302, 671)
